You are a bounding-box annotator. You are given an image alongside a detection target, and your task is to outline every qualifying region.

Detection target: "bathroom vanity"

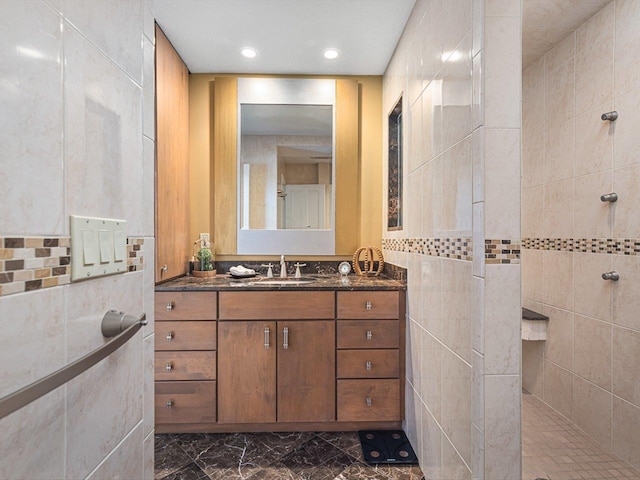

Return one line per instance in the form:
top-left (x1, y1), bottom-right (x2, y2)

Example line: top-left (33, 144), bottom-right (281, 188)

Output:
top-left (154, 275), bottom-right (406, 433)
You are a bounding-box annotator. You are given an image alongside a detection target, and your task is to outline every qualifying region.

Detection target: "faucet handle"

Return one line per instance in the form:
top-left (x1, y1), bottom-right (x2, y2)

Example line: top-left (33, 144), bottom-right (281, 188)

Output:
top-left (294, 262), bottom-right (306, 278)
top-left (261, 263), bottom-right (274, 278)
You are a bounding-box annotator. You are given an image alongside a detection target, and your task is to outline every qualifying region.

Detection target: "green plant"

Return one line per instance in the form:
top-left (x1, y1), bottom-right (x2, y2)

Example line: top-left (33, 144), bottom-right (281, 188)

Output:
top-left (196, 247), bottom-right (214, 271)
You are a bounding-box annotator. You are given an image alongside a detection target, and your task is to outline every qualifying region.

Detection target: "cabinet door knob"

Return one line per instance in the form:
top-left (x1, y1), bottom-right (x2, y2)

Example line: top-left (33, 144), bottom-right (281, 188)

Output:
top-left (166, 400), bottom-right (173, 408)
top-left (165, 362), bottom-right (173, 372)
top-left (366, 396), bottom-right (372, 407)
top-left (366, 330), bottom-right (373, 341)
top-left (264, 327), bottom-right (270, 349)
top-left (365, 361), bottom-right (372, 371)
top-left (365, 301), bottom-right (372, 310)
top-left (166, 332), bottom-right (174, 341)
top-left (283, 327), bottom-right (289, 350)
top-left (166, 302), bottom-right (174, 311)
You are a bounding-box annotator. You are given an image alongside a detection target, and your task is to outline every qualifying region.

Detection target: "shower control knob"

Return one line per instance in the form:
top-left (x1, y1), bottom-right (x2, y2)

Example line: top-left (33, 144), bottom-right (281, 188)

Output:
top-left (600, 193), bottom-right (618, 202)
top-left (602, 271), bottom-right (619, 281)
top-left (601, 111), bottom-right (618, 121)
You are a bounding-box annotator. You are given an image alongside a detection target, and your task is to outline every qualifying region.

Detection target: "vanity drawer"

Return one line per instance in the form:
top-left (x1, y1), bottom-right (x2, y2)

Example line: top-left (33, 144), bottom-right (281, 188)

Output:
top-left (155, 381), bottom-right (216, 424)
top-left (337, 379), bottom-right (400, 422)
top-left (155, 292), bottom-right (217, 321)
top-left (155, 351), bottom-right (216, 381)
top-left (219, 291), bottom-right (334, 319)
top-left (155, 321), bottom-right (217, 351)
top-left (337, 320), bottom-right (399, 349)
top-left (337, 349), bottom-right (399, 378)
top-left (337, 291), bottom-right (399, 319)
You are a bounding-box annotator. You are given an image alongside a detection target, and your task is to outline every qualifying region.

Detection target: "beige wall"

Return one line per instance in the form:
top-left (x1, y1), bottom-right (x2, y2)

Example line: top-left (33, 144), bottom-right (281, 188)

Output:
top-left (383, 1), bottom-right (522, 478)
top-left (189, 74), bottom-right (382, 258)
top-left (522, 1), bottom-right (640, 470)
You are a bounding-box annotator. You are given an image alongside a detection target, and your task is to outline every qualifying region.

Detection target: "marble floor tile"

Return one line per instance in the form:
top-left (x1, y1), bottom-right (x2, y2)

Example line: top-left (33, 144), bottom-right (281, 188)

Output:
top-left (155, 432), bottom-right (424, 480)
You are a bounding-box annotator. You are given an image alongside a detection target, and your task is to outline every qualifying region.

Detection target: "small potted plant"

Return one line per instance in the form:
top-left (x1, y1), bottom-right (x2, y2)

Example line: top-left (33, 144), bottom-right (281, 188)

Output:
top-left (193, 242), bottom-right (217, 277)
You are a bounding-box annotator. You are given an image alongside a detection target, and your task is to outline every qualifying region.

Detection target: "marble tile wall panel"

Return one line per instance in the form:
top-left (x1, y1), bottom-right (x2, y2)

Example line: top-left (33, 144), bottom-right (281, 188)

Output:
top-left (66, 334), bottom-right (144, 479)
top-left (0, 2), bottom-right (153, 478)
top-left (86, 422), bottom-right (144, 480)
top-left (63, 0), bottom-right (143, 84)
top-left (0, 390), bottom-right (65, 480)
top-left (64, 27), bottom-right (144, 235)
top-left (0, 1), bottom-right (64, 236)
top-left (521, 2), bottom-right (640, 469)
top-left (383, 0), bottom-right (521, 477)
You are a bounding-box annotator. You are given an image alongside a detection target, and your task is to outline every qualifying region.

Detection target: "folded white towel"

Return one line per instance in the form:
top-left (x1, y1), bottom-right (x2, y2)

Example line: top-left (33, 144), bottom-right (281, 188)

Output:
top-left (229, 265), bottom-right (256, 276)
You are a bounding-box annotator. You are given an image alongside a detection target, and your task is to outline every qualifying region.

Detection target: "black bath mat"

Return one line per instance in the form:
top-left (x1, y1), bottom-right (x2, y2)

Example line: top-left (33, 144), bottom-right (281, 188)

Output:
top-left (358, 430), bottom-right (419, 465)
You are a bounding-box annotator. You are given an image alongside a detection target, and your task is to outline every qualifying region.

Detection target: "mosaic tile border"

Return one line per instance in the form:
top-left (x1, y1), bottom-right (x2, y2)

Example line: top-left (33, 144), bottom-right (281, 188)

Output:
top-left (382, 237), bottom-right (473, 261)
top-left (485, 239), bottom-right (521, 264)
top-left (0, 236), bottom-right (145, 297)
top-left (522, 238), bottom-right (640, 255)
top-left (382, 237), bottom-right (522, 264)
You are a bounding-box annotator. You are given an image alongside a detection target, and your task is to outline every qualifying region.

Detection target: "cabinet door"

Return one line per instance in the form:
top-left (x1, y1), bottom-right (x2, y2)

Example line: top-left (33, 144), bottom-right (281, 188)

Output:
top-left (277, 320), bottom-right (335, 422)
top-left (155, 25), bottom-right (190, 282)
top-left (218, 321), bottom-right (276, 423)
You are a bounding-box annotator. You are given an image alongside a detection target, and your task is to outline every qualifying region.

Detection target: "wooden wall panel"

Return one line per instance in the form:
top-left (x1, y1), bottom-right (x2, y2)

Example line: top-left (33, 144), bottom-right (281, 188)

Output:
top-left (335, 79), bottom-right (360, 255)
top-left (155, 25), bottom-right (190, 282)
top-left (212, 78), bottom-right (237, 254)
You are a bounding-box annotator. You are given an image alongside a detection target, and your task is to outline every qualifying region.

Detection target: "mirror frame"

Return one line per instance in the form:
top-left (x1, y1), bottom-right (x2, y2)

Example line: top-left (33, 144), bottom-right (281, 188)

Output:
top-left (236, 78), bottom-right (336, 255)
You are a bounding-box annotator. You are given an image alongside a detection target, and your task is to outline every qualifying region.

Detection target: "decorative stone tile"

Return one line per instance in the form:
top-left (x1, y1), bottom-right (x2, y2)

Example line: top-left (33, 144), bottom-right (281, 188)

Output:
top-left (0, 236), bottom-right (145, 297)
top-left (382, 237), bottom-right (473, 261)
top-left (523, 237), bottom-right (640, 255)
top-left (484, 239), bottom-right (521, 264)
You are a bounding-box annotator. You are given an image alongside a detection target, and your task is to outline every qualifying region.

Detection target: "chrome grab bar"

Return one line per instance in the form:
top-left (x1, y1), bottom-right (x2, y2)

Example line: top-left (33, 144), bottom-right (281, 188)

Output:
top-left (0, 310), bottom-right (146, 420)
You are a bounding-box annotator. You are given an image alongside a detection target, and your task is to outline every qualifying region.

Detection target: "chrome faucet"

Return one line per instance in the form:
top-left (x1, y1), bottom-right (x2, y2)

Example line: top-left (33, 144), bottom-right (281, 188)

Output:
top-left (280, 255), bottom-right (287, 278)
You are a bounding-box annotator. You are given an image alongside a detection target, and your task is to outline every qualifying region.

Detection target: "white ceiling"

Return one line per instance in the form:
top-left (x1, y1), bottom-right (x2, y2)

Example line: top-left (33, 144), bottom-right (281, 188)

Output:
top-left (151, 0), bottom-right (416, 75)
top-left (152, 0), bottom-right (613, 76)
top-left (522, 0), bottom-right (612, 69)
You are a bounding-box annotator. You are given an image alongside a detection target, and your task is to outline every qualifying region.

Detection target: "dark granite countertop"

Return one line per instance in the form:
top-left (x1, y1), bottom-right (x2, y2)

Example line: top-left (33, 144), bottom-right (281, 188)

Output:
top-left (156, 273), bottom-right (406, 292)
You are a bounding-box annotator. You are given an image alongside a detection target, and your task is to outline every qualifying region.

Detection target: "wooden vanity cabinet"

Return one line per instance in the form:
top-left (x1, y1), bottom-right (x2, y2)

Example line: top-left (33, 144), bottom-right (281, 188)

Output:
top-left (217, 291), bottom-right (336, 425)
top-left (336, 291), bottom-right (403, 423)
top-left (155, 292), bottom-right (217, 428)
top-left (156, 287), bottom-right (405, 433)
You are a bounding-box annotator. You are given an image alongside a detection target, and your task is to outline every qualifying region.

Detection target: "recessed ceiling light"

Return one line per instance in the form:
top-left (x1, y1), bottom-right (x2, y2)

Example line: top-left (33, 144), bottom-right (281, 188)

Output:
top-left (322, 48), bottom-right (341, 60)
top-left (241, 47), bottom-right (257, 58)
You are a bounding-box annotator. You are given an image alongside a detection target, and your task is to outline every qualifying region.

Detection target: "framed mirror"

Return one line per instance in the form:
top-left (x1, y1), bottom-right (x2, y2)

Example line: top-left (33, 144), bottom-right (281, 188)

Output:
top-left (237, 78), bottom-right (336, 255)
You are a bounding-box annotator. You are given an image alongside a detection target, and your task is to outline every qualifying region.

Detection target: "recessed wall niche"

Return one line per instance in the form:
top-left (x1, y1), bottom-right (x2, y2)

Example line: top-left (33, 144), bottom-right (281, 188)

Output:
top-left (387, 98), bottom-right (403, 230)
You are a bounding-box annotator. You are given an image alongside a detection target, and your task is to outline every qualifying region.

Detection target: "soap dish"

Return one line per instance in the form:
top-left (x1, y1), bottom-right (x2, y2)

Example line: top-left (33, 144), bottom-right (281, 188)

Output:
top-left (229, 272), bottom-right (257, 279)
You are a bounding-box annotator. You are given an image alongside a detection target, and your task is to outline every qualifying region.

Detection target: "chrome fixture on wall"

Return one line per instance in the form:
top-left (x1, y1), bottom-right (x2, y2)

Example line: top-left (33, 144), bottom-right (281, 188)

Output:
top-left (602, 271), bottom-right (620, 281)
top-left (601, 111), bottom-right (618, 121)
top-left (600, 192), bottom-right (618, 202)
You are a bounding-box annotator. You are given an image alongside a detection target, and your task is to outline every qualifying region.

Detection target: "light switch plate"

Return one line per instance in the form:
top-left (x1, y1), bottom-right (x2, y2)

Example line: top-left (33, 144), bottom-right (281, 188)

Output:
top-left (70, 215), bottom-right (127, 281)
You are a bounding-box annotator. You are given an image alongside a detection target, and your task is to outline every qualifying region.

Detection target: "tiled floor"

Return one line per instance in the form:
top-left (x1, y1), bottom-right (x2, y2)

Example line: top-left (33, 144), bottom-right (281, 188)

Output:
top-left (155, 431), bottom-right (424, 480)
top-left (522, 392), bottom-right (640, 480)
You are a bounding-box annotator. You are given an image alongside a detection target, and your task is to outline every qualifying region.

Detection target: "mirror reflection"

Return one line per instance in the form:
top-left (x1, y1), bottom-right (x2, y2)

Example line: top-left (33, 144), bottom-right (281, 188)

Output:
top-left (240, 104), bottom-right (333, 230)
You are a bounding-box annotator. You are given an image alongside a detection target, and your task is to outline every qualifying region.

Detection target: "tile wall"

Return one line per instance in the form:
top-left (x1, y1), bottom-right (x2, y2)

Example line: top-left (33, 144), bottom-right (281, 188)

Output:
top-left (522, 0), bottom-right (640, 470)
top-left (0, 1), bottom-right (156, 478)
top-left (382, 1), bottom-right (522, 479)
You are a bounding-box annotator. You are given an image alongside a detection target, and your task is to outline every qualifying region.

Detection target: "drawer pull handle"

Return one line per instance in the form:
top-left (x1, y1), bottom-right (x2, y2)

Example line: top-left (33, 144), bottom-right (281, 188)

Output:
top-left (166, 400), bottom-right (173, 408)
top-left (365, 301), bottom-right (372, 310)
top-left (166, 332), bottom-right (174, 341)
top-left (366, 330), bottom-right (373, 341)
top-left (283, 327), bottom-right (289, 350)
top-left (165, 362), bottom-right (173, 372)
top-left (166, 302), bottom-right (174, 311)
top-left (264, 327), bottom-right (270, 349)
top-left (366, 361), bottom-right (372, 370)
top-left (366, 396), bottom-right (372, 407)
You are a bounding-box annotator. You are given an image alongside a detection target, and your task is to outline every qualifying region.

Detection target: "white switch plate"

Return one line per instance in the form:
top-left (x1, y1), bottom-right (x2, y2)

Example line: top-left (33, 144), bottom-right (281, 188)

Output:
top-left (70, 215), bottom-right (127, 281)
top-left (199, 232), bottom-right (210, 248)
